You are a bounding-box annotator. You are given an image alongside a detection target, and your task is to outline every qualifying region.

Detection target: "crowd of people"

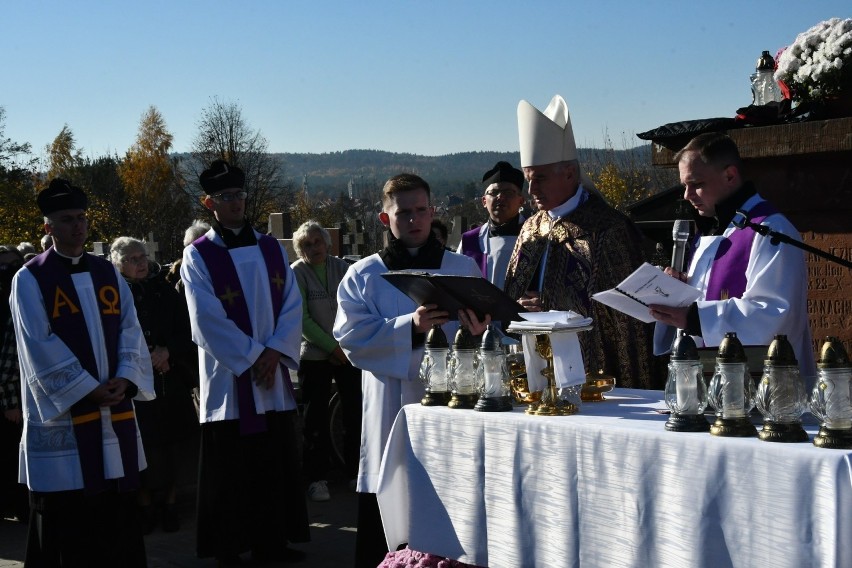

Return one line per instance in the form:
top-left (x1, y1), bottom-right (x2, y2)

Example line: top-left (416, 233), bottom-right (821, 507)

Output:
top-left (0, 93), bottom-right (815, 568)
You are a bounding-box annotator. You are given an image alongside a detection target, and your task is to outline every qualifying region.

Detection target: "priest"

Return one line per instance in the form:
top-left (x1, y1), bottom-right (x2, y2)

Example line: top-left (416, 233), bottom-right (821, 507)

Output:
top-left (649, 132), bottom-right (815, 375)
top-left (458, 161), bottom-right (527, 290)
top-left (504, 95), bottom-right (658, 389)
top-left (181, 160), bottom-right (309, 564)
top-left (11, 179), bottom-right (154, 566)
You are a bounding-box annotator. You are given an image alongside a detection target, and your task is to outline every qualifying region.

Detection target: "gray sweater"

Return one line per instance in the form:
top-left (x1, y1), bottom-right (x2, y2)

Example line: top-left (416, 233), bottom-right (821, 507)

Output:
top-left (291, 255), bottom-right (350, 361)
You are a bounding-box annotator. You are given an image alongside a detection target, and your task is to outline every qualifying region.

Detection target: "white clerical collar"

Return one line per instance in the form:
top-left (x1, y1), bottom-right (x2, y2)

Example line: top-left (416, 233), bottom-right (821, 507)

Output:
top-left (54, 249), bottom-right (84, 265)
top-left (224, 225), bottom-right (244, 235)
top-left (547, 184), bottom-right (588, 219)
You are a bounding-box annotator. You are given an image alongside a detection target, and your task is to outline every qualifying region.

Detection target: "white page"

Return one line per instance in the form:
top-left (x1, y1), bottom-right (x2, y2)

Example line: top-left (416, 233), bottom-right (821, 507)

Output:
top-left (591, 262), bottom-right (701, 323)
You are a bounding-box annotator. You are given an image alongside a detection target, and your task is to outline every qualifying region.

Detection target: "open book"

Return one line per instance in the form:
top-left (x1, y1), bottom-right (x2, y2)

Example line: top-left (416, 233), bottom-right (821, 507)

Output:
top-left (380, 271), bottom-right (527, 322)
top-left (591, 262), bottom-right (701, 323)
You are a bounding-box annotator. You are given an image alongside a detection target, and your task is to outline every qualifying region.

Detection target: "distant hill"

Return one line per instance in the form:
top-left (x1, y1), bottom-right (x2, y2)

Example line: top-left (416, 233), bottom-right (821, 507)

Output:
top-left (272, 146), bottom-right (652, 197)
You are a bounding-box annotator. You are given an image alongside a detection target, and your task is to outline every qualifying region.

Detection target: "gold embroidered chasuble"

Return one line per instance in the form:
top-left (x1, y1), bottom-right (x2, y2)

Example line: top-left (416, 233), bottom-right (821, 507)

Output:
top-left (504, 192), bottom-right (659, 389)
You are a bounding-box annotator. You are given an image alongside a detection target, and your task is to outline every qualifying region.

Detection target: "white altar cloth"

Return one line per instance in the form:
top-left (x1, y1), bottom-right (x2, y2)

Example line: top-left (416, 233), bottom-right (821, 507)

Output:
top-left (376, 389), bottom-right (852, 568)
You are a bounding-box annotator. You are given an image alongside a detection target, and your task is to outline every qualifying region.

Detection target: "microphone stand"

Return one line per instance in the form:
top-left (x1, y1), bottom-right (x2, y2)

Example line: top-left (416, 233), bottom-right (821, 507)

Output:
top-left (733, 209), bottom-right (852, 270)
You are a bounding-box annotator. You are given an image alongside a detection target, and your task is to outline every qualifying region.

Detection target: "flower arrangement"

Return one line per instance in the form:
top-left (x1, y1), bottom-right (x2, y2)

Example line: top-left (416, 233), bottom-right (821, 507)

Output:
top-left (774, 17), bottom-right (852, 105)
top-left (377, 547), bottom-right (485, 568)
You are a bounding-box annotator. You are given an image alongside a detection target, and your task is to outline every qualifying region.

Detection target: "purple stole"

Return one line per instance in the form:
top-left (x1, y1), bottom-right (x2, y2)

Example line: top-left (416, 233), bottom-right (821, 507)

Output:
top-left (26, 249), bottom-right (138, 494)
top-left (461, 228), bottom-right (487, 278)
top-left (193, 233), bottom-right (289, 435)
top-left (705, 200), bottom-right (779, 301)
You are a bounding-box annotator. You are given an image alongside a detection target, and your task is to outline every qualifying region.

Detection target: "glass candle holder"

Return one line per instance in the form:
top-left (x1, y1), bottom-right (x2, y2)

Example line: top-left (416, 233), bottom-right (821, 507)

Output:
top-left (419, 324), bottom-right (451, 406)
top-left (664, 331), bottom-right (710, 432)
top-left (755, 335), bottom-right (808, 442)
top-left (707, 332), bottom-right (758, 437)
top-left (810, 337), bottom-right (852, 449)
top-left (448, 324), bottom-right (479, 409)
top-left (474, 325), bottom-right (512, 412)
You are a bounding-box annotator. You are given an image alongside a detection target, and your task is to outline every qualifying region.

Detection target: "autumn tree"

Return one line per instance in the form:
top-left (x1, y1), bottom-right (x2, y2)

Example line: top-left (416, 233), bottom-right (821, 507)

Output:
top-left (0, 107), bottom-right (40, 244)
top-left (45, 125), bottom-right (84, 181)
top-left (119, 106), bottom-right (193, 260)
top-left (78, 154), bottom-right (127, 246)
top-left (189, 98), bottom-right (294, 229)
top-left (585, 131), bottom-right (677, 212)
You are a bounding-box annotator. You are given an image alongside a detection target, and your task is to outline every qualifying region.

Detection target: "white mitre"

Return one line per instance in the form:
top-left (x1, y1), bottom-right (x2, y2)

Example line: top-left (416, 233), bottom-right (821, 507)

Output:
top-left (517, 95), bottom-right (577, 168)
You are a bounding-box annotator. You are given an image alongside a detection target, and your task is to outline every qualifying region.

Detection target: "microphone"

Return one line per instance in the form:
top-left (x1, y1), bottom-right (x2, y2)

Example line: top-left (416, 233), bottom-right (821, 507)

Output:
top-left (671, 219), bottom-right (691, 273)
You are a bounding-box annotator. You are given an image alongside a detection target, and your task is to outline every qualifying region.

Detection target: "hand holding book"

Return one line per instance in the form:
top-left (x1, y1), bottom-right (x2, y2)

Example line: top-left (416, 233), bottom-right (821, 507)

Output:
top-left (591, 263), bottom-right (701, 323)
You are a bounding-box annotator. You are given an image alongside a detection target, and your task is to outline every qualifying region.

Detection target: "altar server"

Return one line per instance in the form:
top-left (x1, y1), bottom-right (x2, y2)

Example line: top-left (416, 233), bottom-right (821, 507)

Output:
top-left (458, 161), bottom-right (527, 290)
top-left (11, 178), bottom-right (154, 566)
top-left (504, 95), bottom-right (658, 388)
top-left (649, 132), bottom-right (815, 375)
top-left (333, 173), bottom-right (489, 568)
top-left (181, 159), bottom-right (309, 564)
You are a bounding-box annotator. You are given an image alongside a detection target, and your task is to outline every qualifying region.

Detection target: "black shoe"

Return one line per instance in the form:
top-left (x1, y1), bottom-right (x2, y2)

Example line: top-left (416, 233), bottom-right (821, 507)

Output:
top-left (161, 504), bottom-right (180, 533)
top-left (252, 546), bottom-right (306, 564)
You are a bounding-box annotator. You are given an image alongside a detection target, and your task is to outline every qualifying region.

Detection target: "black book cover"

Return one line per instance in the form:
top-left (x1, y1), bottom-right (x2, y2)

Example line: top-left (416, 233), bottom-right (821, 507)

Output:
top-left (380, 272), bottom-right (527, 322)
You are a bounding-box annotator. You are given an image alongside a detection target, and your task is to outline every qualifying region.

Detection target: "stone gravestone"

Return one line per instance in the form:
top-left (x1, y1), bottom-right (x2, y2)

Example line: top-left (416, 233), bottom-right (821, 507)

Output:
top-left (144, 232), bottom-right (159, 263)
top-left (338, 219), bottom-right (371, 258)
top-left (448, 216), bottom-right (468, 251)
top-left (269, 212), bottom-right (339, 261)
top-left (92, 242), bottom-right (109, 259)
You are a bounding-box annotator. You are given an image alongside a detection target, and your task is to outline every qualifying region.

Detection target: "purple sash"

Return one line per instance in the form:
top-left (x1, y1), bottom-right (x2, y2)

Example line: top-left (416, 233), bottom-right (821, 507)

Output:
top-left (26, 249), bottom-right (138, 494)
top-left (705, 200), bottom-right (779, 301)
top-left (193, 233), bottom-right (290, 435)
top-left (461, 228), bottom-right (487, 277)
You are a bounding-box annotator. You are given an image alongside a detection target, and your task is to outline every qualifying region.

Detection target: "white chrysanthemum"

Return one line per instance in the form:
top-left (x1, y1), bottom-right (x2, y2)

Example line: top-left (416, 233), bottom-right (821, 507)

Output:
top-left (774, 17), bottom-right (852, 102)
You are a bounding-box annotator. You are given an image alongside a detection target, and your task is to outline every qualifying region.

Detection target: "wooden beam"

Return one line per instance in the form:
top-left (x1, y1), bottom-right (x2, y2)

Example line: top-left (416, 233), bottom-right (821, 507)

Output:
top-left (651, 117), bottom-right (852, 167)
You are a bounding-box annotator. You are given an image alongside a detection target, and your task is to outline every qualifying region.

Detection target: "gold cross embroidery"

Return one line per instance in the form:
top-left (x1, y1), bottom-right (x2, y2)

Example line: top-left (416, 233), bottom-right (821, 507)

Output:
top-left (271, 272), bottom-right (284, 291)
top-left (219, 286), bottom-right (242, 306)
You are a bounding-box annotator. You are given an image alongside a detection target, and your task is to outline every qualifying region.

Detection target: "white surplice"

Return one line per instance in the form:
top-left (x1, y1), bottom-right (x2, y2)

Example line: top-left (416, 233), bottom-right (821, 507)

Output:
top-left (11, 261), bottom-right (154, 492)
top-left (181, 229), bottom-right (302, 423)
top-left (654, 194), bottom-right (815, 376)
top-left (456, 224), bottom-right (521, 290)
top-left (333, 251), bottom-right (481, 493)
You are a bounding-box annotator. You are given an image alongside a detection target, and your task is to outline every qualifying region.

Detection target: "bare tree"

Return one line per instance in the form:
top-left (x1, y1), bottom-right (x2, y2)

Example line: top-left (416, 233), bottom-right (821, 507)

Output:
top-left (188, 97), bottom-right (293, 229)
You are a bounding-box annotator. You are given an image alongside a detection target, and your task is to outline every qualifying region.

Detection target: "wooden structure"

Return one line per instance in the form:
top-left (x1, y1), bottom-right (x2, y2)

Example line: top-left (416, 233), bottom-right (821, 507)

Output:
top-left (635, 117), bottom-right (852, 355)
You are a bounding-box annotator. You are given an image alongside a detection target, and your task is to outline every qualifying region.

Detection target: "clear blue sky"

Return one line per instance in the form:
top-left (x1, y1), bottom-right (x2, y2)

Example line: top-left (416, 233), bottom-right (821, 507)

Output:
top-left (3, 1), bottom-right (849, 159)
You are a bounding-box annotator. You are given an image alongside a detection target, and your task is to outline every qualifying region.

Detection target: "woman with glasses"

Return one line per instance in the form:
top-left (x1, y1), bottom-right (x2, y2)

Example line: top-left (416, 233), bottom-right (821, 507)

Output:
top-left (109, 237), bottom-right (196, 535)
top-left (291, 221), bottom-right (363, 503)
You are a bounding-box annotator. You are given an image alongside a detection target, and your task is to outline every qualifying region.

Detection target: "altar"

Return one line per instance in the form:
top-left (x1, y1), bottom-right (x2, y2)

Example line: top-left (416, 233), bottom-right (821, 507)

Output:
top-left (376, 390), bottom-right (852, 568)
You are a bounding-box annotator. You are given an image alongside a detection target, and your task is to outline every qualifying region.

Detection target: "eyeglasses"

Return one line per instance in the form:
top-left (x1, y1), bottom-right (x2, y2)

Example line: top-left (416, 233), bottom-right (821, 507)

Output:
top-left (211, 191), bottom-right (248, 202)
top-left (122, 254), bottom-right (148, 265)
top-left (484, 188), bottom-right (520, 198)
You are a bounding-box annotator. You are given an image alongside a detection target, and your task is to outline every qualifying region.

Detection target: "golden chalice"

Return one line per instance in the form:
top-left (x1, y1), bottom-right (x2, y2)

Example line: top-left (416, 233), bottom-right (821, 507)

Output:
top-left (507, 346), bottom-right (541, 405)
top-left (581, 370), bottom-right (616, 402)
top-left (526, 334), bottom-right (577, 416)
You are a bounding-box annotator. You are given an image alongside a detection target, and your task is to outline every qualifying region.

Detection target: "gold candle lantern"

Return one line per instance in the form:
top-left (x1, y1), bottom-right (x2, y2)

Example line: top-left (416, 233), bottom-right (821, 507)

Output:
top-left (810, 337), bottom-right (852, 449)
top-left (755, 335), bottom-right (809, 442)
top-left (707, 332), bottom-right (758, 437)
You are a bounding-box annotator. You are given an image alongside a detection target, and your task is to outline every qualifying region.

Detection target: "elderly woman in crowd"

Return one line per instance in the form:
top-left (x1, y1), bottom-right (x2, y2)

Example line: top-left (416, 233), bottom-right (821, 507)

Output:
top-left (110, 237), bottom-right (196, 533)
top-left (291, 221), bottom-right (362, 502)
